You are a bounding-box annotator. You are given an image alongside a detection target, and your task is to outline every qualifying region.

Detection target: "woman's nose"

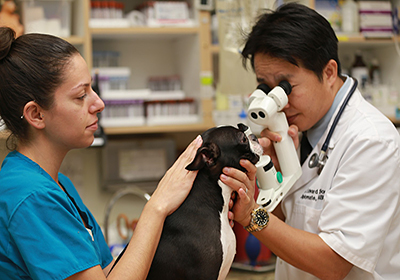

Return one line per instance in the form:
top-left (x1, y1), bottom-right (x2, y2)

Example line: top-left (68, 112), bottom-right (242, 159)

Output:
top-left (90, 91), bottom-right (105, 114)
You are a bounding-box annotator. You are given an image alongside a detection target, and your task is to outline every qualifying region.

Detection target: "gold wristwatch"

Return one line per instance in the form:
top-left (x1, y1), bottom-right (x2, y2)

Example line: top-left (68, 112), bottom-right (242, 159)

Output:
top-left (244, 207), bottom-right (270, 233)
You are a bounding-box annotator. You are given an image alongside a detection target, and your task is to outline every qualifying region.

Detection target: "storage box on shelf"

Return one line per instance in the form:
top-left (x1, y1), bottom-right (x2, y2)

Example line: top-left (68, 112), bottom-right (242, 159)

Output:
top-left (136, 1), bottom-right (194, 27)
top-left (19, 0), bottom-right (73, 37)
top-left (358, 0), bottom-right (393, 38)
top-left (16, 0), bottom-right (90, 60)
top-left (89, 0), bottom-right (195, 28)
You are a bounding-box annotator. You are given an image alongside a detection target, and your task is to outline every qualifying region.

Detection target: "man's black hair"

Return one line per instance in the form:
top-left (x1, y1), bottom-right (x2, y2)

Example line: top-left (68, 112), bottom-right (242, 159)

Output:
top-left (241, 3), bottom-right (341, 81)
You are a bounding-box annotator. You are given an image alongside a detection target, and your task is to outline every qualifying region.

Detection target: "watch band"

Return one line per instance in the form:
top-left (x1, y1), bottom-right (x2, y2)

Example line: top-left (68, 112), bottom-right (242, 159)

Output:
top-left (244, 207), bottom-right (269, 233)
top-left (244, 223), bottom-right (262, 233)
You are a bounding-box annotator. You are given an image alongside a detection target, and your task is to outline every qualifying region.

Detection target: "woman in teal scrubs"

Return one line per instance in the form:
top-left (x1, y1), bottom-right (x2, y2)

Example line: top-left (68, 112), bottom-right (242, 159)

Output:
top-left (0, 27), bottom-right (202, 279)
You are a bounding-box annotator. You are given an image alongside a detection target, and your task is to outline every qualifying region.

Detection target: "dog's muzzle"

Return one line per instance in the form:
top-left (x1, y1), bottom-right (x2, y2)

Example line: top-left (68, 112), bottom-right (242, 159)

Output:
top-left (248, 134), bottom-right (263, 158)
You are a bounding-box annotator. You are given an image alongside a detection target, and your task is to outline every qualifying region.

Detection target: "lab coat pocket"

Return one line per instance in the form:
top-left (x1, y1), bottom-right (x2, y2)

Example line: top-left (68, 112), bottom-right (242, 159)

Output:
top-left (290, 204), bottom-right (323, 234)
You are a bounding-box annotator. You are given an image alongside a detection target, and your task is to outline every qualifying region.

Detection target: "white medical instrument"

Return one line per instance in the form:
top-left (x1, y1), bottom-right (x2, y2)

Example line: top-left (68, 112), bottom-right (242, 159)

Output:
top-left (246, 81), bottom-right (302, 211)
top-left (308, 77), bottom-right (358, 174)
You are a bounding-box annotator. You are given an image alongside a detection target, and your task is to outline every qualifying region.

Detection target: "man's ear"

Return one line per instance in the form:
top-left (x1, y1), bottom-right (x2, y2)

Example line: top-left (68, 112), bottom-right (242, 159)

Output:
top-left (186, 143), bottom-right (221, 171)
top-left (323, 59), bottom-right (338, 87)
top-left (23, 101), bottom-right (45, 129)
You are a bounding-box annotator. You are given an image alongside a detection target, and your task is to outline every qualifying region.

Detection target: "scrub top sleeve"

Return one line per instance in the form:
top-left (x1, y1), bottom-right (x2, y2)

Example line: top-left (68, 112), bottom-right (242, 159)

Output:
top-left (8, 189), bottom-right (102, 280)
top-left (318, 136), bottom-right (400, 273)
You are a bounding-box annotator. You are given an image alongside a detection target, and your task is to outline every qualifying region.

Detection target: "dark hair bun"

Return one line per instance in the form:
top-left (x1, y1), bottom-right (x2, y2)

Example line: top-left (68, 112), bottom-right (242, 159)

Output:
top-left (0, 27), bottom-right (16, 61)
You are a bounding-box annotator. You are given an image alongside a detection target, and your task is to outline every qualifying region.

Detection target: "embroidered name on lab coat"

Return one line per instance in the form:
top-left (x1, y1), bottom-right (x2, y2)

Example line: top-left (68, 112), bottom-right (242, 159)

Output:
top-left (300, 188), bottom-right (326, 202)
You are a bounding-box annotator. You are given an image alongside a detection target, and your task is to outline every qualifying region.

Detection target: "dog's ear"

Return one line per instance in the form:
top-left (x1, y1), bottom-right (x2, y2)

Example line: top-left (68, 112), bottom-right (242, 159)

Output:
top-left (186, 143), bottom-right (221, 171)
top-left (237, 123), bottom-right (249, 132)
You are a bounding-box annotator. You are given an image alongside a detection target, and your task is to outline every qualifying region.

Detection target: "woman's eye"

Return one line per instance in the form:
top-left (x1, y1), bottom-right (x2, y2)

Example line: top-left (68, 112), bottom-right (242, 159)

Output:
top-left (78, 93), bottom-right (87, 100)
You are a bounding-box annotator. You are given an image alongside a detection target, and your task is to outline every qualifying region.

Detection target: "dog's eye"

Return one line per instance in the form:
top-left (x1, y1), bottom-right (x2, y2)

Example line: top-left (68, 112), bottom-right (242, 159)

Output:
top-left (240, 135), bottom-right (248, 144)
top-left (248, 134), bottom-right (258, 142)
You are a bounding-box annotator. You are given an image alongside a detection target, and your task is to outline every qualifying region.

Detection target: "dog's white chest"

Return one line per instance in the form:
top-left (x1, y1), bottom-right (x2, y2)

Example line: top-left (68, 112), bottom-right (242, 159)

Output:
top-left (217, 180), bottom-right (236, 280)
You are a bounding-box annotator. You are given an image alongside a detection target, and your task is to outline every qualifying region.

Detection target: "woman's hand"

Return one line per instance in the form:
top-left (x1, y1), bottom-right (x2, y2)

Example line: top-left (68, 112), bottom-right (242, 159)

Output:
top-left (149, 135), bottom-right (203, 217)
top-left (221, 159), bottom-right (258, 227)
top-left (259, 124), bottom-right (299, 171)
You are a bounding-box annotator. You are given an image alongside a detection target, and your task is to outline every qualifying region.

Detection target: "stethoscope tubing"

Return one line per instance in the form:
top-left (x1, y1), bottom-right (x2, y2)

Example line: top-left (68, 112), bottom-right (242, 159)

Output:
top-left (309, 77), bottom-right (358, 172)
top-left (321, 77), bottom-right (358, 153)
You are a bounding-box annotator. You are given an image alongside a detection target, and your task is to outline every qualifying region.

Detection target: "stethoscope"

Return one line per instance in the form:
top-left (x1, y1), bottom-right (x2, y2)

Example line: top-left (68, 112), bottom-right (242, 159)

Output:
top-left (308, 77), bottom-right (358, 174)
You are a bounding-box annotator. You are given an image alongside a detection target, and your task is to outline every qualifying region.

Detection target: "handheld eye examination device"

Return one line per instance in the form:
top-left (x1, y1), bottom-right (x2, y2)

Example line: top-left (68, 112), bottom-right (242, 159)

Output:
top-left (246, 81), bottom-right (302, 212)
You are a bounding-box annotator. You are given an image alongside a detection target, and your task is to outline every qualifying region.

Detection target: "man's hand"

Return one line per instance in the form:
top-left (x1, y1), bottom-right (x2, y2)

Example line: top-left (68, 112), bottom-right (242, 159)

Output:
top-left (259, 124), bottom-right (300, 171)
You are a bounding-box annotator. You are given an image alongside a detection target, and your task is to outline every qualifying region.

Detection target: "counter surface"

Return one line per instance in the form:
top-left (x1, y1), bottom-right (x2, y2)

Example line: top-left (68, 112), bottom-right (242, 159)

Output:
top-left (227, 269), bottom-right (275, 280)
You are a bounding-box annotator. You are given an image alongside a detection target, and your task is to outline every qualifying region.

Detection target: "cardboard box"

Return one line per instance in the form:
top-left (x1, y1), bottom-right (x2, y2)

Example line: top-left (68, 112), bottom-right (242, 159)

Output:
top-left (20, 0), bottom-right (72, 37)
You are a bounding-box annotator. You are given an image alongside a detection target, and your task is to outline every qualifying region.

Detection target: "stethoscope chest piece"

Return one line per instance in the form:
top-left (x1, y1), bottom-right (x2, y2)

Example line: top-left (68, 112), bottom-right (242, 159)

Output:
top-left (308, 151), bottom-right (327, 175)
top-left (308, 153), bottom-right (319, 169)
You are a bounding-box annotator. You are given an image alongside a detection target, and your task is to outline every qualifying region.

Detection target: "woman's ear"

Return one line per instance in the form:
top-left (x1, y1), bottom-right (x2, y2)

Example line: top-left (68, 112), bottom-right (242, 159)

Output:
top-left (23, 101), bottom-right (45, 129)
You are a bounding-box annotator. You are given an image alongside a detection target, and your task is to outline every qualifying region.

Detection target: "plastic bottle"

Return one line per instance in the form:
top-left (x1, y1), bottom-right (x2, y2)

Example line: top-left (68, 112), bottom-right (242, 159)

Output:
top-left (369, 58), bottom-right (381, 86)
top-left (92, 70), bottom-right (101, 96)
top-left (351, 50), bottom-right (368, 88)
top-left (341, 0), bottom-right (359, 33)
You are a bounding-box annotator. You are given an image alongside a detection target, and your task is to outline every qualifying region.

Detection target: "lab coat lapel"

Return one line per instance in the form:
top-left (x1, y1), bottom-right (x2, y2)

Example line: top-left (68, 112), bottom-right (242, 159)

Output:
top-left (327, 88), bottom-right (362, 150)
top-left (287, 145), bottom-right (319, 196)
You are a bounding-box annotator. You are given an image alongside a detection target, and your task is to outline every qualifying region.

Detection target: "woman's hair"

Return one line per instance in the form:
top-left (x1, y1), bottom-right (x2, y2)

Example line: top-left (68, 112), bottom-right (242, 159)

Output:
top-left (0, 27), bottom-right (79, 149)
top-left (241, 3), bottom-right (341, 81)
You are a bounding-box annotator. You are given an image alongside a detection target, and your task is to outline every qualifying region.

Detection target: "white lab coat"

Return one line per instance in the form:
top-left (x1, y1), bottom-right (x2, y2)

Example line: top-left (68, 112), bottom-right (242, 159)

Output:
top-left (275, 83), bottom-right (400, 280)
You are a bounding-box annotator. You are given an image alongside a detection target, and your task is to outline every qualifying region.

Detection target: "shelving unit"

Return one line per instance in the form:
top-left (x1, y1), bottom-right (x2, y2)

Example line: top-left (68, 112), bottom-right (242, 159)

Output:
top-left (338, 35), bottom-right (399, 44)
top-left (0, 0), bottom-right (215, 140)
top-left (85, 1), bottom-right (214, 135)
top-left (213, 1), bottom-right (400, 124)
top-left (11, 0), bottom-right (399, 137)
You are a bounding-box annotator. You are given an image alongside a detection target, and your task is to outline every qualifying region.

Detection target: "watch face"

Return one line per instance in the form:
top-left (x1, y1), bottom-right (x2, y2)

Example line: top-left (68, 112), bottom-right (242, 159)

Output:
top-left (254, 209), bottom-right (269, 226)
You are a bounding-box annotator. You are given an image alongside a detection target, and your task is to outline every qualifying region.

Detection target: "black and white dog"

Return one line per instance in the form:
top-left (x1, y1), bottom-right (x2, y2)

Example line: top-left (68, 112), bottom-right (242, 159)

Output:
top-left (111, 124), bottom-right (262, 279)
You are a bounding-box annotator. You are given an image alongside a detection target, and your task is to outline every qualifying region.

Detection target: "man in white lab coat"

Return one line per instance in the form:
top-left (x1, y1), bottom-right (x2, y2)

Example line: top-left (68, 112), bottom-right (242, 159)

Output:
top-left (219, 3), bottom-right (400, 280)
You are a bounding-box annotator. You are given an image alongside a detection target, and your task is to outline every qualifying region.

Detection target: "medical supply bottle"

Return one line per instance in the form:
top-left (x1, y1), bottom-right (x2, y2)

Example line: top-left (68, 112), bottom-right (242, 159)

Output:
top-left (351, 50), bottom-right (368, 88)
top-left (369, 58), bottom-right (381, 86)
top-left (341, 0), bottom-right (359, 33)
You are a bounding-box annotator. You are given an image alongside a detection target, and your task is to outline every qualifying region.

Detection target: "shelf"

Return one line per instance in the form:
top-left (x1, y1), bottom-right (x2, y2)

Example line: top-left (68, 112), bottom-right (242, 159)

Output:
top-left (103, 121), bottom-right (214, 135)
top-left (64, 36), bottom-right (86, 45)
top-left (337, 35), bottom-right (400, 46)
top-left (210, 36), bottom-right (400, 52)
top-left (90, 27), bottom-right (200, 40)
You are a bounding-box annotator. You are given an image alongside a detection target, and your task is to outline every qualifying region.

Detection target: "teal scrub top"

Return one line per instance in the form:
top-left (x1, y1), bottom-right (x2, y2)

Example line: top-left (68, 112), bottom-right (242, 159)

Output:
top-left (0, 151), bottom-right (113, 279)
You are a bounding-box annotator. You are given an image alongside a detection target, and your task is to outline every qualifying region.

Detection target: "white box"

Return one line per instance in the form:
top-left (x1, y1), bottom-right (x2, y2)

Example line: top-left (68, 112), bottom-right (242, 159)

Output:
top-left (138, 1), bottom-right (194, 27)
top-left (360, 13), bottom-right (393, 28)
top-left (20, 0), bottom-right (72, 37)
top-left (358, 1), bottom-right (392, 12)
